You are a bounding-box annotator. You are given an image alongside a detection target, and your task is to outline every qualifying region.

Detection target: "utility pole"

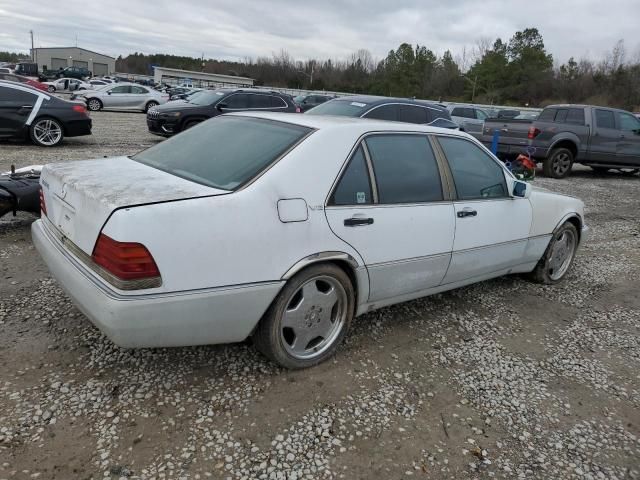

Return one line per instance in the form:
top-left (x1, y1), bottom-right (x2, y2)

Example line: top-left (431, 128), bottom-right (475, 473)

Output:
top-left (30, 30), bottom-right (34, 61)
top-left (471, 73), bottom-right (477, 103)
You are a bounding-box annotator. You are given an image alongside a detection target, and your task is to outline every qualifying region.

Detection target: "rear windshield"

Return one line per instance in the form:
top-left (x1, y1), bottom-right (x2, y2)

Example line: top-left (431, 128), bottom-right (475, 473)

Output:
top-left (306, 99), bottom-right (369, 116)
top-left (132, 116), bottom-right (312, 190)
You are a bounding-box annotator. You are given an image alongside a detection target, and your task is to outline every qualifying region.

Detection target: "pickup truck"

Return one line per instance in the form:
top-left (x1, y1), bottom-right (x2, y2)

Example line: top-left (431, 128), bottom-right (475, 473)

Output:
top-left (473, 104), bottom-right (640, 178)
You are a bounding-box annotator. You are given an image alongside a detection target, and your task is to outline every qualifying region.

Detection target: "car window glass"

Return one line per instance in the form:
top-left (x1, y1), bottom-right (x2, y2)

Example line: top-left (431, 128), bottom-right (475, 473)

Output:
top-left (476, 109), bottom-right (488, 120)
top-left (224, 94), bottom-right (249, 109)
top-left (365, 134), bottom-right (443, 204)
top-left (110, 85), bottom-right (130, 94)
top-left (363, 104), bottom-right (398, 121)
top-left (465, 108), bottom-right (477, 119)
top-left (555, 109), bottom-right (568, 123)
top-left (566, 109), bottom-right (585, 125)
top-left (595, 109), bottom-right (616, 129)
top-left (618, 112), bottom-right (640, 131)
top-left (330, 146), bottom-right (373, 206)
top-left (131, 86), bottom-right (148, 94)
top-left (248, 94), bottom-right (271, 108)
top-left (270, 96), bottom-right (287, 108)
top-left (438, 136), bottom-right (507, 200)
top-left (538, 108), bottom-right (556, 121)
top-left (451, 107), bottom-right (464, 117)
top-left (0, 86), bottom-right (36, 103)
top-left (398, 105), bottom-right (428, 124)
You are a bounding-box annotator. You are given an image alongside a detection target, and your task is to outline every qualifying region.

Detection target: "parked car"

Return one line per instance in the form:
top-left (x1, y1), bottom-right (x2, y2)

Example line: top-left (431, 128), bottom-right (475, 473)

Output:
top-left (13, 62), bottom-right (39, 77)
top-left (33, 112), bottom-right (586, 368)
top-left (0, 67), bottom-right (12, 74)
top-left (72, 83), bottom-right (169, 112)
top-left (43, 77), bottom-right (91, 93)
top-left (0, 80), bottom-right (91, 147)
top-left (474, 104), bottom-right (640, 178)
top-left (87, 79), bottom-right (114, 89)
top-left (293, 94), bottom-right (334, 112)
top-left (306, 95), bottom-right (458, 129)
top-left (0, 72), bottom-right (48, 92)
top-left (0, 165), bottom-right (42, 219)
top-left (47, 66), bottom-right (92, 80)
top-left (146, 89), bottom-right (296, 136)
top-left (169, 88), bottom-right (203, 101)
top-left (446, 105), bottom-right (490, 133)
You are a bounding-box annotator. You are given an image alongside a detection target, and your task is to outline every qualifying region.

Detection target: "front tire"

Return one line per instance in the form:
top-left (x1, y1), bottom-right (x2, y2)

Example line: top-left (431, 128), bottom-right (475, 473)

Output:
top-left (47, 85), bottom-right (55, 93)
top-left (145, 101), bottom-right (159, 113)
top-left (30, 117), bottom-right (64, 147)
top-left (87, 98), bottom-right (102, 111)
top-left (253, 264), bottom-right (355, 369)
top-left (543, 148), bottom-right (574, 179)
top-left (529, 222), bottom-right (579, 284)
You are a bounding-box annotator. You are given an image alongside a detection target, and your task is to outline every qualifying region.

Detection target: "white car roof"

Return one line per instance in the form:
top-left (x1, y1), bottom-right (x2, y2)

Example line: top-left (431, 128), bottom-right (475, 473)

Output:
top-left (229, 111), bottom-right (472, 138)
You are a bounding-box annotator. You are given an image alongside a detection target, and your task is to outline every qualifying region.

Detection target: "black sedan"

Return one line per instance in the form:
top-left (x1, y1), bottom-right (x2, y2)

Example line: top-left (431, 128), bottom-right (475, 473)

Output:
top-left (146, 88), bottom-right (296, 137)
top-left (293, 94), bottom-right (334, 112)
top-left (0, 80), bottom-right (91, 147)
top-left (305, 95), bottom-right (459, 129)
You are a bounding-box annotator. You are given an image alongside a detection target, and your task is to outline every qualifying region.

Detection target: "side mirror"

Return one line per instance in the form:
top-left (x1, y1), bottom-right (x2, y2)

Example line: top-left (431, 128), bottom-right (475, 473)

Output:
top-left (512, 180), bottom-right (531, 198)
top-left (302, 100), bottom-right (308, 104)
top-left (217, 102), bottom-right (228, 111)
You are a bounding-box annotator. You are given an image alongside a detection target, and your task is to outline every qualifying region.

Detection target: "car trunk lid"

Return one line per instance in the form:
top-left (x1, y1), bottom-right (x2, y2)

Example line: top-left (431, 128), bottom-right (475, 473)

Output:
top-left (40, 156), bottom-right (228, 255)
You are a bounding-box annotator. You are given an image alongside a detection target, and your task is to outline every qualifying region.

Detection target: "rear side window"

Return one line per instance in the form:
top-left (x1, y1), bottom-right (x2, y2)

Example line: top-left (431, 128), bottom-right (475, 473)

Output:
top-left (398, 105), bottom-right (428, 124)
top-left (438, 137), bottom-right (507, 200)
top-left (555, 109), bottom-right (569, 123)
top-left (131, 86), bottom-right (148, 94)
top-left (132, 117), bottom-right (312, 190)
top-left (224, 94), bottom-right (250, 109)
top-left (249, 94), bottom-right (271, 108)
top-left (538, 108), bottom-right (557, 121)
top-left (330, 147), bottom-right (373, 205)
top-left (595, 109), bottom-right (616, 129)
top-left (363, 104), bottom-right (398, 121)
top-left (270, 96), bottom-right (288, 108)
top-left (566, 109), bottom-right (585, 125)
top-left (0, 86), bottom-right (37, 103)
top-left (365, 134), bottom-right (442, 204)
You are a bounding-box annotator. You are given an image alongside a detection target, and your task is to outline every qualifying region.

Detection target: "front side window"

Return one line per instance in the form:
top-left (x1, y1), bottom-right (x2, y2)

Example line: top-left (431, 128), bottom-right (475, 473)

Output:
top-left (330, 147), bottom-right (373, 206)
top-left (110, 85), bottom-right (130, 94)
top-left (365, 134), bottom-right (443, 204)
top-left (131, 86), bottom-right (149, 94)
top-left (132, 117), bottom-right (312, 190)
top-left (363, 104), bottom-right (398, 121)
top-left (595, 109), bottom-right (616, 129)
top-left (224, 94), bottom-right (250, 109)
top-left (438, 136), bottom-right (507, 200)
top-left (618, 112), bottom-right (640, 131)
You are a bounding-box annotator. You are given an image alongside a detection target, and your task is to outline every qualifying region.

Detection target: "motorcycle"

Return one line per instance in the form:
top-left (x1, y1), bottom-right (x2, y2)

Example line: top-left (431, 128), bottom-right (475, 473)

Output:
top-left (0, 165), bottom-right (42, 219)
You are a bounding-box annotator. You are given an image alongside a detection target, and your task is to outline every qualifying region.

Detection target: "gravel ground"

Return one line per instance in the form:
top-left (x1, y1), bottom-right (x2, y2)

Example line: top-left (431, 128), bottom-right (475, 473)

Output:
top-left (1, 112), bottom-right (639, 480)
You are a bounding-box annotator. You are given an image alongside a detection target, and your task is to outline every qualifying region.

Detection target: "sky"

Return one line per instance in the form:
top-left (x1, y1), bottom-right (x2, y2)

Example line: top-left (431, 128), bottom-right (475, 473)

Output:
top-left (1, 0), bottom-right (639, 66)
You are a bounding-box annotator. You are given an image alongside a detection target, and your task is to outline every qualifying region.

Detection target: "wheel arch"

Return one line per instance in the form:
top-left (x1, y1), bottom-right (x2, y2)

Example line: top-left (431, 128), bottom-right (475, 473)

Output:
top-left (554, 212), bottom-right (583, 244)
top-left (549, 136), bottom-right (579, 159)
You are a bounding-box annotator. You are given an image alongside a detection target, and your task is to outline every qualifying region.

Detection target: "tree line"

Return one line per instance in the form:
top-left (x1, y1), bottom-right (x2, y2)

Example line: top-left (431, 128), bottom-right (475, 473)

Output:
top-left (2, 27), bottom-right (639, 110)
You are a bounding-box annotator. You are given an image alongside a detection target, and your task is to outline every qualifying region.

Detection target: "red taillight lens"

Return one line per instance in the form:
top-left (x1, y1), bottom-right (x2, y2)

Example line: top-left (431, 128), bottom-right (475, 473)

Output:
top-left (72, 104), bottom-right (87, 114)
top-left (39, 187), bottom-right (47, 216)
top-left (92, 233), bottom-right (160, 281)
top-left (295, 106), bottom-right (301, 113)
top-left (528, 126), bottom-right (541, 139)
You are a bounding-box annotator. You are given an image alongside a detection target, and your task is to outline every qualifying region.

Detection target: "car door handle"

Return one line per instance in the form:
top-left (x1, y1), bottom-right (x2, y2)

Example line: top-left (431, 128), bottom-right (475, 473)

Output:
top-left (20, 105), bottom-right (33, 109)
top-left (344, 217), bottom-right (374, 227)
top-left (457, 209), bottom-right (477, 218)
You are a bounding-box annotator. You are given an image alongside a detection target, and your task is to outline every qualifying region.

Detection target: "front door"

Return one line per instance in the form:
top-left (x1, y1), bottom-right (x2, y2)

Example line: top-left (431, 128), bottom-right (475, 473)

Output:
top-left (0, 85), bottom-right (38, 136)
top-left (616, 111), bottom-right (640, 167)
top-left (105, 85), bottom-right (131, 108)
top-left (436, 136), bottom-right (533, 284)
top-left (325, 133), bottom-right (455, 303)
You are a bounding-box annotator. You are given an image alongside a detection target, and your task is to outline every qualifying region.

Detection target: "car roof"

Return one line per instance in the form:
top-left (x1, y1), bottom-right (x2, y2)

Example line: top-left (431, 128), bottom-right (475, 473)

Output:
top-left (229, 111), bottom-right (471, 137)
top-left (329, 95), bottom-right (446, 110)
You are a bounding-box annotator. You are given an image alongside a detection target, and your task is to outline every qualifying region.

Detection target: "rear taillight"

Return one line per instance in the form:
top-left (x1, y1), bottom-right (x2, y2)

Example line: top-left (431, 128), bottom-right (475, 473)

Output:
top-left (39, 187), bottom-right (47, 216)
top-left (295, 106), bottom-right (301, 113)
top-left (92, 233), bottom-right (160, 282)
top-left (528, 126), bottom-right (541, 139)
top-left (72, 104), bottom-right (87, 115)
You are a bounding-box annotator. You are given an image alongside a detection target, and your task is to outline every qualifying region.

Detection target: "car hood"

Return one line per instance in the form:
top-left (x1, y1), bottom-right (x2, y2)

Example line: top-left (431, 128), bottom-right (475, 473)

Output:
top-left (153, 101), bottom-right (207, 113)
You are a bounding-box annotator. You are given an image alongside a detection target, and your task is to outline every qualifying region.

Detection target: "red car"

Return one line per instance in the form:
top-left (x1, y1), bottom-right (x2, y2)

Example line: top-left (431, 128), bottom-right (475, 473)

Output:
top-left (0, 72), bottom-right (48, 92)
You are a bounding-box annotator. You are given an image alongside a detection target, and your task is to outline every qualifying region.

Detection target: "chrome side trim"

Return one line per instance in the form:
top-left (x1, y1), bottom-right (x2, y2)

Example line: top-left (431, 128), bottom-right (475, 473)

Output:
top-left (281, 251), bottom-right (359, 280)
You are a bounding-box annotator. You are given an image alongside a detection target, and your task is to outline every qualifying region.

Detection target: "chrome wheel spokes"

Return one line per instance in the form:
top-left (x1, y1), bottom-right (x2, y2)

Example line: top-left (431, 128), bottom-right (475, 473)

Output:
top-left (548, 229), bottom-right (577, 280)
top-left (33, 119), bottom-right (62, 146)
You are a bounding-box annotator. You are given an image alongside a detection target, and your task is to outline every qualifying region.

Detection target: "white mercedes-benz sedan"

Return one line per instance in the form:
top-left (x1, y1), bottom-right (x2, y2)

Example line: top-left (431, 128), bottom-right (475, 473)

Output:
top-left (33, 113), bottom-right (587, 368)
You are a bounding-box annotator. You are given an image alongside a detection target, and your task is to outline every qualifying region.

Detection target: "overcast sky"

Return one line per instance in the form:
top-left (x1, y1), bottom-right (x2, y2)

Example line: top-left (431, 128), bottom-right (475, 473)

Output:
top-left (1, 0), bottom-right (638, 66)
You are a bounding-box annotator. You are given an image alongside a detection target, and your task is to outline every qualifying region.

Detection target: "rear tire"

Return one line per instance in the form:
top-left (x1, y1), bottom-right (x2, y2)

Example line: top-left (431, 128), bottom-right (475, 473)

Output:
top-left (87, 98), bottom-right (102, 111)
top-left (543, 148), bottom-right (574, 178)
top-left (529, 222), bottom-right (579, 284)
top-left (253, 264), bottom-right (355, 369)
top-left (29, 117), bottom-right (64, 147)
top-left (47, 85), bottom-right (55, 93)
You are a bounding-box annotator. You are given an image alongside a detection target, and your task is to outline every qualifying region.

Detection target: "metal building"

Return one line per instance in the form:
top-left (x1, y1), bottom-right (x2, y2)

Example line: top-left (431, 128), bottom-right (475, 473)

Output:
top-left (31, 47), bottom-right (116, 76)
top-left (152, 67), bottom-right (254, 88)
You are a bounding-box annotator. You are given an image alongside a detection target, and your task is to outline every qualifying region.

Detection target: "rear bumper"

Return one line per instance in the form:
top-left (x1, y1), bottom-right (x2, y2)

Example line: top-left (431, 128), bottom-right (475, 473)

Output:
top-left (32, 218), bottom-right (283, 348)
top-left (65, 118), bottom-right (92, 137)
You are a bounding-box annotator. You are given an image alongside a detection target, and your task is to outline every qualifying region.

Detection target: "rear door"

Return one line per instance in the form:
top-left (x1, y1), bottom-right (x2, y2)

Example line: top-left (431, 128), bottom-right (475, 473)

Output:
top-left (325, 133), bottom-right (455, 302)
top-left (590, 108), bottom-right (619, 163)
top-left (104, 85), bottom-right (131, 108)
top-left (436, 136), bottom-right (532, 284)
top-left (129, 86), bottom-right (150, 108)
top-left (362, 104), bottom-right (399, 122)
top-left (398, 104), bottom-right (428, 124)
top-left (616, 111), bottom-right (640, 166)
top-left (0, 85), bottom-right (38, 136)
top-left (220, 93), bottom-right (250, 112)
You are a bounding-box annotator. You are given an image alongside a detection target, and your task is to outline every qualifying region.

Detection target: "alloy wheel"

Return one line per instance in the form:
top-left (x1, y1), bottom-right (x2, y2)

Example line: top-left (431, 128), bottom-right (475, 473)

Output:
top-left (32, 119), bottom-right (62, 146)
top-left (88, 99), bottom-right (101, 111)
top-left (547, 229), bottom-right (577, 280)
top-left (553, 152), bottom-right (572, 176)
top-left (280, 275), bottom-right (348, 360)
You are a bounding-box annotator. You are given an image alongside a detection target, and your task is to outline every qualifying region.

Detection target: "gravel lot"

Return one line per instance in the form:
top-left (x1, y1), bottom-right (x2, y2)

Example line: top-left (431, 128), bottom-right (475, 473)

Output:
top-left (1, 112), bottom-right (639, 480)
